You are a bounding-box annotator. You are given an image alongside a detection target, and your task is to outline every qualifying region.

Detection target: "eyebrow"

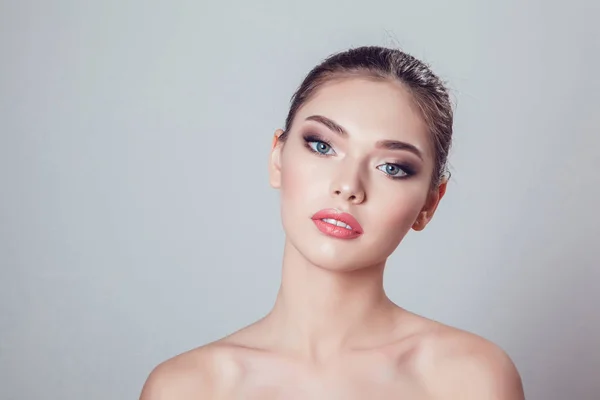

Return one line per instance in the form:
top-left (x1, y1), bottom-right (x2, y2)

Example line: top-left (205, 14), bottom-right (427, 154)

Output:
top-left (375, 139), bottom-right (423, 160)
top-left (305, 115), bottom-right (348, 136)
top-left (304, 114), bottom-right (424, 160)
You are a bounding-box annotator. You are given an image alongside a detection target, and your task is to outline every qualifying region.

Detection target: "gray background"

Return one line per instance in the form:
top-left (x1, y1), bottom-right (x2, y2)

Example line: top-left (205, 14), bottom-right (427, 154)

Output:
top-left (1, 0), bottom-right (599, 399)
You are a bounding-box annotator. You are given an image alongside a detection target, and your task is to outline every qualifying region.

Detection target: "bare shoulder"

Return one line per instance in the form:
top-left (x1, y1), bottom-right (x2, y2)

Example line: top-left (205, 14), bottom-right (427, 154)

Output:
top-left (410, 321), bottom-right (525, 399)
top-left (139, 318), bottom-right (276, 399)
top-left (138, 341), bottom-right (243, 400)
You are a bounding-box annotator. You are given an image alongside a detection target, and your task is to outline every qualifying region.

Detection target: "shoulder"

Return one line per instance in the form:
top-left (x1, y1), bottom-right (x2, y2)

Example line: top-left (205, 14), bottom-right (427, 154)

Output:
top-left (412, 325), bottom-right (524, 399)
top-left (139, 342), bottom-right (244, 400)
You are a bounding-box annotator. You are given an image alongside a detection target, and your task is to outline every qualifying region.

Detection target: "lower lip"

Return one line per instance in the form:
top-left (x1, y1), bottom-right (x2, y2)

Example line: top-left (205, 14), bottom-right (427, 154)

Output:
top-left (312, 220), bottom-right (362, 239)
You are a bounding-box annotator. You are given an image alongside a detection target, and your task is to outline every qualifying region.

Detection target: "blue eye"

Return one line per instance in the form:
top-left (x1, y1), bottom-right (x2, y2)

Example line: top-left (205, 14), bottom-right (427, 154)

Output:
top-left (308, 140), bottom-right (335, 155)
top-left (302, 134), bottom-right (336, 156)
top-left (377, 163), bottom-right (409, 178)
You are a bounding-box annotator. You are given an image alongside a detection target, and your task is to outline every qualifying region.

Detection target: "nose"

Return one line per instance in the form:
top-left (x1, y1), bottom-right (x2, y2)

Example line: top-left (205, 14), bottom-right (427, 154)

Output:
top-left (330, 162), bottom-right (366, 204)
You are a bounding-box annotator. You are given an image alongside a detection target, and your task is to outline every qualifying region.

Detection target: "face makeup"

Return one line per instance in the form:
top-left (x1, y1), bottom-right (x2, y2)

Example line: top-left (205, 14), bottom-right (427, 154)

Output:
top-left (311, 208), bottom-right (363, 240)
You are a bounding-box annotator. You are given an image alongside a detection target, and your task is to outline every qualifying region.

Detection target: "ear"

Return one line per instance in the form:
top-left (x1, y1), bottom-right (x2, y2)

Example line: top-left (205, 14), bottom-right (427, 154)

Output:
top-left (412, 178), bottom-right (448, 231)
top-left (268, 129), bottom-right (284, 189)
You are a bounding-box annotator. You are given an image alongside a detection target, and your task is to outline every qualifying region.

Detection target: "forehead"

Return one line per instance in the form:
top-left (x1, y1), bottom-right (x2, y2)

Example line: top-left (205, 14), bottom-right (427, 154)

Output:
top-left (295, 77), bottom-right (431, 156)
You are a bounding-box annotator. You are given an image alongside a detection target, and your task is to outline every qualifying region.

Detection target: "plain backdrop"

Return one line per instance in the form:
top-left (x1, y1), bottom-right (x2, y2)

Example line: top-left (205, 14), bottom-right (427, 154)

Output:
top-left (1, 1), bottom-right (599, 399)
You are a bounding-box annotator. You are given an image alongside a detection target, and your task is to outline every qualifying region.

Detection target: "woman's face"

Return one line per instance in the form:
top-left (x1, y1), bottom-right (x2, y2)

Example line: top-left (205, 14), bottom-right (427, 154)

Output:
top-left (269, 77), bottom-right (446, 271)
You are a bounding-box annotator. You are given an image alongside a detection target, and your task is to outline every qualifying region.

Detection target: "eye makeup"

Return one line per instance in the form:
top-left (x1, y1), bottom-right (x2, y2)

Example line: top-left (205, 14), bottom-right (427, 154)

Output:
top-left (377, 161), bottom-right (418, 180)
top-left (302, 133), bottom-right (335, 156)
top-left (301, 131), bottom-right (420, 179)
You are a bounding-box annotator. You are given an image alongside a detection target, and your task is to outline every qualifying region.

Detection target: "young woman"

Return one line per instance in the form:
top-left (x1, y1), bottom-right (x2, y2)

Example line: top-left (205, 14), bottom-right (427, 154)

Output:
top-left (140, 46), bottom-right (525, 399)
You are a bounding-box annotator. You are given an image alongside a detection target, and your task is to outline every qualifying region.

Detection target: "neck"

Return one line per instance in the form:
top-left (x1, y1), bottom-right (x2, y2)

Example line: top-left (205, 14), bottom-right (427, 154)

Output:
top-left (263, 239), bottom-right (398, 363)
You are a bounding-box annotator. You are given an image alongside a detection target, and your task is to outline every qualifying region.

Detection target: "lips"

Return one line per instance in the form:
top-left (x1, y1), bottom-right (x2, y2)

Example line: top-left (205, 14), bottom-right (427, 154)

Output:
top-left (311, 208), bottom-right (363, 239)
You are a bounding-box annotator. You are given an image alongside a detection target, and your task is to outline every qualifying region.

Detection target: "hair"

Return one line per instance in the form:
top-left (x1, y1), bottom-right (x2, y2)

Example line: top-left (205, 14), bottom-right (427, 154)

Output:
top-left (280, 46), bottom-right (453, 189)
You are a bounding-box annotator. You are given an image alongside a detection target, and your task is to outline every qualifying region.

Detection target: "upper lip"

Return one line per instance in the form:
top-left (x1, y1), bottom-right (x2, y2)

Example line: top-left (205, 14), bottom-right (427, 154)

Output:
top-left (311, 208), bottom-right (363, 233)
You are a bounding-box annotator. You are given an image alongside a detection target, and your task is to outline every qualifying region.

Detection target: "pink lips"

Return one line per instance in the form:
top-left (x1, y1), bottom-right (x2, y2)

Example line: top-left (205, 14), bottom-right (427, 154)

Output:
top-left (311, 208), bottom-right (363, 239)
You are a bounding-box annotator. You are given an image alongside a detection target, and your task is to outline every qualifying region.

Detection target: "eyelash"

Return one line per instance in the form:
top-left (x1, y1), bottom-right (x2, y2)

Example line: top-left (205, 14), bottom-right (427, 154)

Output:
top-left (302, 133), bottom-right (416, 180)
top-left (380, 163), bottom-right (416, 180)
top-left (302, 134), bottom-right (334, 156)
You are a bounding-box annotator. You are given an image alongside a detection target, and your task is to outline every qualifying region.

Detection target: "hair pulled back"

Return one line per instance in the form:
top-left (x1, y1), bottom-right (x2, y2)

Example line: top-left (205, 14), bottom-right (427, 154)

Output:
top-left (281, 46), bottom-right (453, 188)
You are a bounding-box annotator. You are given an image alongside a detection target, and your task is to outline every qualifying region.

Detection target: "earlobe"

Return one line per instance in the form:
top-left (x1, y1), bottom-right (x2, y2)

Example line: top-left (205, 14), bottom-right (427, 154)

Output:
top-left (413, 181), bottom-right (448, 231)
top-left (412, 214), bottom-right (426, 231)
top-left (269, 129), bottom-right (284, 189)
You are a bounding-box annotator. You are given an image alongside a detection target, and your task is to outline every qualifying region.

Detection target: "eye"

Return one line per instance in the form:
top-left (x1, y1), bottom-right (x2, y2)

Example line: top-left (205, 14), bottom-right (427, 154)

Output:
top-left (308, 140), bottom-right (335, 155)
top-left (377, 163), bottom-right (409, 179)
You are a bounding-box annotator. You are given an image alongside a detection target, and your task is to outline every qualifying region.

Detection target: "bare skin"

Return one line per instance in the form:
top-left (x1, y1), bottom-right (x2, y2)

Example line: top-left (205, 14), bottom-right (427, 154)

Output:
top-left (140, 78), bottom-right (525, 399)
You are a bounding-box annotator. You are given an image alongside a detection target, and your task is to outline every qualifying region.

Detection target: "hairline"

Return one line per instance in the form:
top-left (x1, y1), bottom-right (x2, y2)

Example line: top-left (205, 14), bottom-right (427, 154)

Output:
top-left (284, 70), bottom-right (442, 186)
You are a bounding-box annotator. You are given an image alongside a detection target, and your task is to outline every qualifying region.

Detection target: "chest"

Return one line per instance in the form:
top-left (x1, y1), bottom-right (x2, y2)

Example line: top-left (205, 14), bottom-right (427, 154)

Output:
top-left (225, 359), bottom-right (429, 400)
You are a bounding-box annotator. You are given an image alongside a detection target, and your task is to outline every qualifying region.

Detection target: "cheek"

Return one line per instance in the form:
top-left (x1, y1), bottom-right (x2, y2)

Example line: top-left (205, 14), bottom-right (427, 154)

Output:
top-left (278, 150), bottom-right (328, 239)
top-left (280, 152), bottom-right (327, 208)
top-left (368, 186), bottom-right (426, 234)
top-left (280, 163), bottom-right (304, 208)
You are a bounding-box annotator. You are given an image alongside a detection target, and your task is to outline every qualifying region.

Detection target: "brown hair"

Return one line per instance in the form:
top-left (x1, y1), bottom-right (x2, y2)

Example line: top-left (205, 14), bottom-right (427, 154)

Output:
top-left (280, 46), bottom-right (453, 189)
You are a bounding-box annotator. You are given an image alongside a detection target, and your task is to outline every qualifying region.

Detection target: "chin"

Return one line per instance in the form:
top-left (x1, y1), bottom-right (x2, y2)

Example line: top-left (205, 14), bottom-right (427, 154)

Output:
top-left (308, 252), bottom-right (366, 272)
top-left (290, 233), bottom-right (386, 272)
